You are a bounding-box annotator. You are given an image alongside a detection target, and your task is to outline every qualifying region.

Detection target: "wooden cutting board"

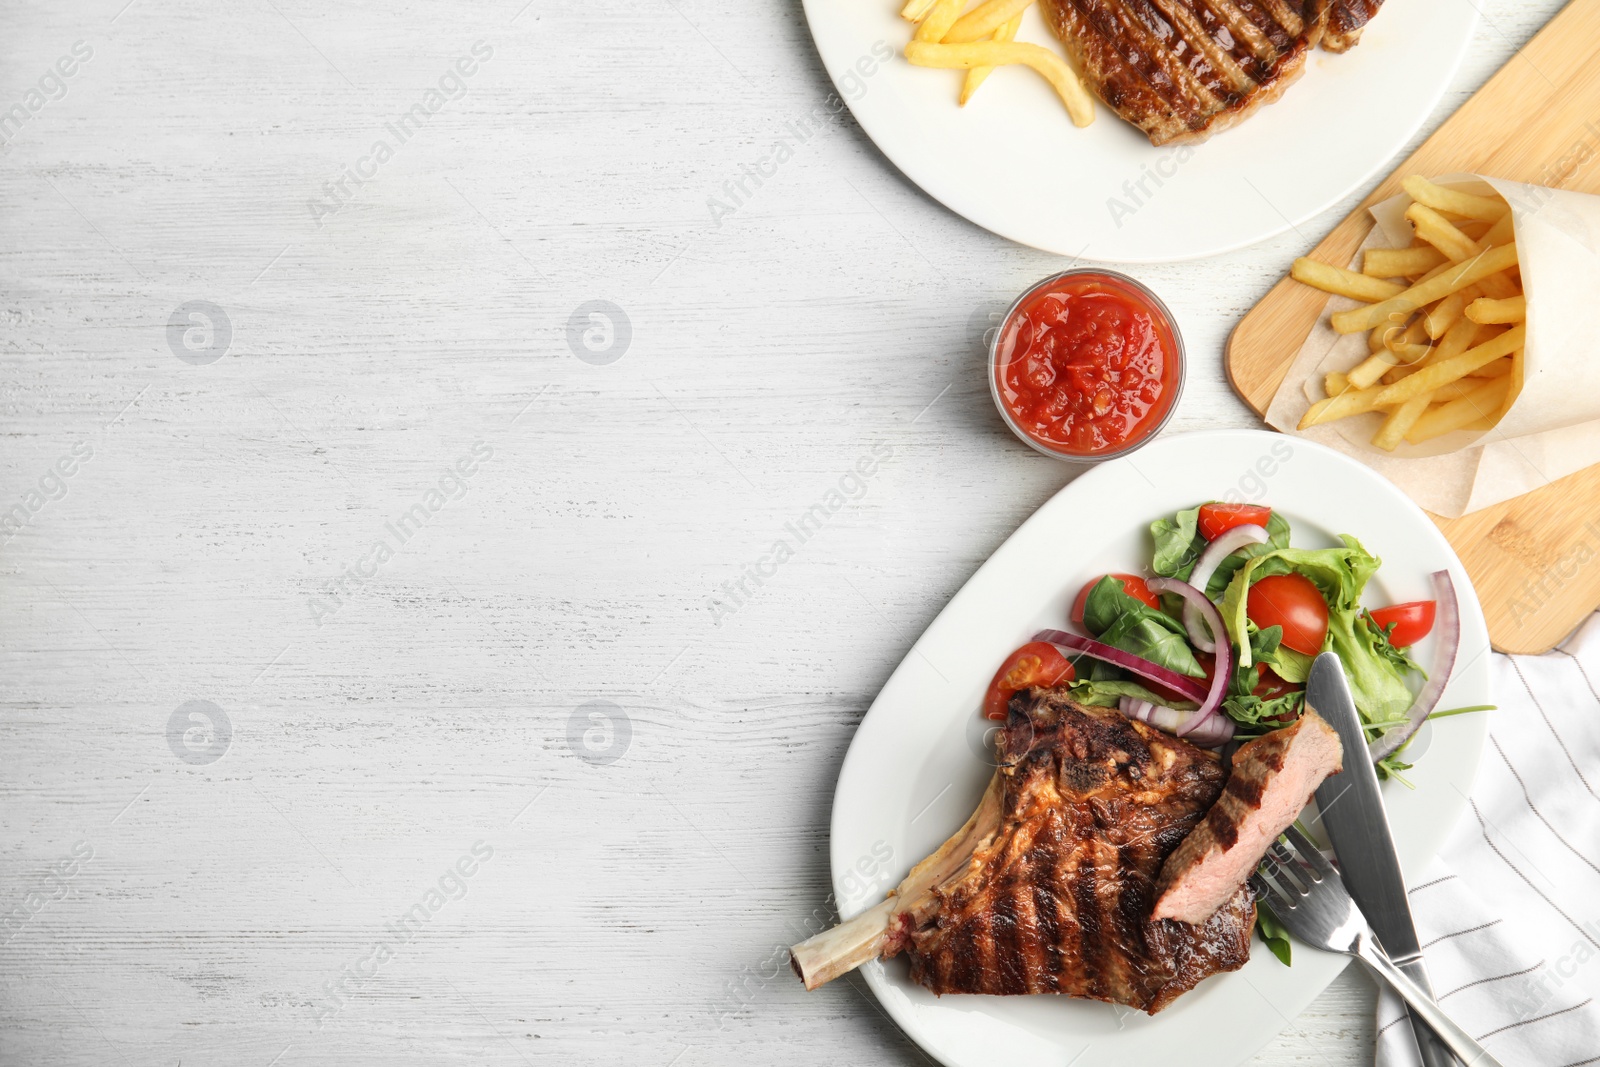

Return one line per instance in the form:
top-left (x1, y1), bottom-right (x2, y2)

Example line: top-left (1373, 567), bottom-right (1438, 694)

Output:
top-left (1227, 0), bottom-right (1600, 655)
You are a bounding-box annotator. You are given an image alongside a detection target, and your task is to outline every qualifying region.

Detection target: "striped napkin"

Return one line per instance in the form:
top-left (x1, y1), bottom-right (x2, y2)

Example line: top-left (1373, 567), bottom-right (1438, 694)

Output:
top-left (1376, 612), bottom-right (1600, 1067)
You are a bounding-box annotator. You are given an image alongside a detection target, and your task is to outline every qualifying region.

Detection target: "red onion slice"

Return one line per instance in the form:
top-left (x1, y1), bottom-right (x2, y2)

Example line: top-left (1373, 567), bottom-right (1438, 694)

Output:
top-left (1144, 578), bottom-right (1232, 737)
top-left (1182, 524), bottom-right (1269, 652)
top-left (1117, 695), bottom-right (1234, 748)
top-left (1368, 570), bottom-right (1460, 763)
top-left (1034, 629), bottom-right (1208, 703)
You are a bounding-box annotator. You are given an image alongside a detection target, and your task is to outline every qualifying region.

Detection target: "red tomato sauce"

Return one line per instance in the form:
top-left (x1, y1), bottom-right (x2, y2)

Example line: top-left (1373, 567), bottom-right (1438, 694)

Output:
top-left (994, 272), bottom-right (1182, 456)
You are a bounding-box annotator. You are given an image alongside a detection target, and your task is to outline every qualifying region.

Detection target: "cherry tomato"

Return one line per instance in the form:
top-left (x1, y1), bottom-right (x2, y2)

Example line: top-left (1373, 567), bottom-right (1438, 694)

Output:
top-left (1247, 573), bottom-right (1330, 656)
top-left (1370, 601), bottom-right (1436, 647)
top-left (1144, 649), bottom-right (1215, 708)
top-left (983, 641), bottom-right (1075, 720)
top-left (1252, 665), bottom-right (1300, 701)
top-left (1198, 503), bottom-right (1273, 542)
top-left (1070, 573), bottom-right (1161, 625)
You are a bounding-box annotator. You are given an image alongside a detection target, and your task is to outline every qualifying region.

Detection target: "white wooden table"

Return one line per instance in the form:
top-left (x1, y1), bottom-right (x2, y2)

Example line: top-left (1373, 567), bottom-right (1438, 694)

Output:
top-left (0, 1), bottom-right (1563, 1063)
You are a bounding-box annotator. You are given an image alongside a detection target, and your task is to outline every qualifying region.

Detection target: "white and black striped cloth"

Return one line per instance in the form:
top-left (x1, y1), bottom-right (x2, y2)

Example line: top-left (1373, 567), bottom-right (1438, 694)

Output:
top-left (1377, 613), bottom-right (1600, 1067)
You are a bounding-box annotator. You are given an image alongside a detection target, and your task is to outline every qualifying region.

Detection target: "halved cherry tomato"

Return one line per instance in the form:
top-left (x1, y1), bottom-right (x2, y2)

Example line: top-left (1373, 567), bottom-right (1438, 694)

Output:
top-left (1198, 503), bottom-right (1273, 542)
top-left (1145, 649), bottom-right (1215, 707)
top-left (983, 641), bottom-right (1075, 720)
top-left (1252, 665), bottom-right (1300, 701)
top-left (1370, 601), bottom-right (1436, 647)
top-left (1247, 573), bottom-right (1329, 655)
top-left (1070, 572), bottom-right (1161, 625)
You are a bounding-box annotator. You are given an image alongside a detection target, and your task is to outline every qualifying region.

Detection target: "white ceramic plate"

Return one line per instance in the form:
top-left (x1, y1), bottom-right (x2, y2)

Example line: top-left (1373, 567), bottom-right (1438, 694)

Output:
top-left (801, 3), bottom-right (1477, 262)
top-left (828, 429), bottom-right (1490, 1067)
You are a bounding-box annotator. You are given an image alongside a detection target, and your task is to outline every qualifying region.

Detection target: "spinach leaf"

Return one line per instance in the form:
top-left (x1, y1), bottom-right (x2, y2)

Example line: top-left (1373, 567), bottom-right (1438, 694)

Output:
top-left (1150, 506), bottom-right (1204, 580)
top-left (1083, 575), bottom-right (1205, 680)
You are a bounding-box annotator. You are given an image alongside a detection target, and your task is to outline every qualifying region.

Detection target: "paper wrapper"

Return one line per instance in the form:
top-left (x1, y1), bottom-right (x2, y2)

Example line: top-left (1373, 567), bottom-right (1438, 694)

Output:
top-left (1264, 174), bottom-right (1600, 518)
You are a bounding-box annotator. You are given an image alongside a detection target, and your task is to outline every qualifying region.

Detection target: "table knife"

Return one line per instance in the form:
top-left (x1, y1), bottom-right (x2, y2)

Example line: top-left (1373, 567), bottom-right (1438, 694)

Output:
top-left (1307, 651), bottom-right (1461, 1067)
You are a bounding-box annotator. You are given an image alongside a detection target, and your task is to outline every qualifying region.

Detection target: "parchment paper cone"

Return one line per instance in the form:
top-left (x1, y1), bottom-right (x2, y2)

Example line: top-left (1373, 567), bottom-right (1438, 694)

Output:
top-left (1264, 174), bottom-right (1600, 518)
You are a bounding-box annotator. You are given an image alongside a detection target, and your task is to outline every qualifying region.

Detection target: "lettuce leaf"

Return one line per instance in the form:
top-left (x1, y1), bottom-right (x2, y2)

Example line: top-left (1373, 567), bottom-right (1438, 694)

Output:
top-left (1218, 535), bottom-right (1416, 725)
top-left (1204, 510), bottom-right (1293, 598)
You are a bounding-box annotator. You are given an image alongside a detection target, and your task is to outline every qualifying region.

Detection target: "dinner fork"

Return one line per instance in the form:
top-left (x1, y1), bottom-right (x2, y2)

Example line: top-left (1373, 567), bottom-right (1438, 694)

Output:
top-left (1250, 826), bottom-right (1505, 1067)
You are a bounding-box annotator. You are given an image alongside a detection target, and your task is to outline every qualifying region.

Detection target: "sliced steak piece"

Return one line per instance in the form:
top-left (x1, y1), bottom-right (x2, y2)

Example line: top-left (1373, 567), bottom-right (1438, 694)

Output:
top-left (1038, 0), bottom-right (1329, 146)
top-left (1151, 709), bottom-right (1344, 925)
top-left (1324, 0), bottom-right (1385, 51)
top-left (790, 688), bottom-right (1254, 1013)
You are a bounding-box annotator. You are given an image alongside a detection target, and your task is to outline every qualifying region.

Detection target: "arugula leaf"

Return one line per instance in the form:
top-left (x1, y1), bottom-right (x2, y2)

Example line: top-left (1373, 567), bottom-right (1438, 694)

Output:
top-left (1068, 678), bottom-right (1197, 711)
top-left (1256, 905), bottom-right (1292, 966)
top-left (1150, 506), bottom-right (1204, 580)
top-left (1223, 690), bottom-right (1305, 732)
top-left (1082, 575), bottom-right (1206, 679)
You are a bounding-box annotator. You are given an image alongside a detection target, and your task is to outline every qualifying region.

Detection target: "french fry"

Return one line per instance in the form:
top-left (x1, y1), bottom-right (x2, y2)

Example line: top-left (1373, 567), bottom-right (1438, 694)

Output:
top-left (1298, 384), bottom-right (1388, 430)
top-left (1290, 258), bottom-right (1405, 302)
top-left (1386, 341), bottom-right (1433, 364)
top-left (1475, 268), bottom-right (1520, 299)
top-left (1372, 324), bottom-right (1526, 406)
top-left (1468, 356), bottom-right (1514, 378)
top-left (1330, 242), bottom-right (1519, 334)
top-left (1480, 211), bottom-right (1516, 249)
top-left (1425, 316), bottom-right (1488, 369)
top-left (904, 41), bottom-right (1095, 125)
top-left (1429, 378), bottom-right (1489, 403)
top-left (914, 0), bottom-right (967, 42)
top-left (1373, 392), bottom-right (1433, 451)
top-left (1401, 176), bottom-right (1510, 222)
top-left (1506, 349), bottom-right (1526, 412)
top-left (1466, 294), bottom-right (1526, 324)
top-left (1325, 371), bottom-right (1348, 396)
top-left (1348, 352), bottom-right (1397, 390)
top-left (1405, 376), bottom-right (1513, 443)
top-left (901, 0), bottom-right (939, 20)
top-left (1423, 287), bottom-right (1473, 339)
top-left (1369, 320), bottom-right (1399, 354)
top-left (1407, 202), bottom-right (1481, 262)
top-left (944, 0), bottom-right (1033, 42)
top-left (960, 13), bottom-right (1022, 104)
top-left (1363, 245), bottom-right (1446, 279)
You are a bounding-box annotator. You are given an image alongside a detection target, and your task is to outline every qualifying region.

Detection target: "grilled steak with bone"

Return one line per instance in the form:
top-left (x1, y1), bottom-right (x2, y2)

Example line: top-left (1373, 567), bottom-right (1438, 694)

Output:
top-left (790, 688), bottom-right (1253, 1012)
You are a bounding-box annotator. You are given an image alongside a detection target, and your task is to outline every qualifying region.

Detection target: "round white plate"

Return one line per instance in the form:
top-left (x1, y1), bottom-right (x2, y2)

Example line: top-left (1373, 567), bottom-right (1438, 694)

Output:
top-left (828, 429), bottom-right (1490, 1067)
top-left (801, 2), bottom-right (1478, 262)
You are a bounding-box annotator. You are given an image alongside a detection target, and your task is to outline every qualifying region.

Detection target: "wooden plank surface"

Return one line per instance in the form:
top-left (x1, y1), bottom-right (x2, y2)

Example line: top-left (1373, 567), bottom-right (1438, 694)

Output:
top-left (0, 0), bottom-right (1567, 1064)
top-left (1228, 0), bottom-right (1600, 655)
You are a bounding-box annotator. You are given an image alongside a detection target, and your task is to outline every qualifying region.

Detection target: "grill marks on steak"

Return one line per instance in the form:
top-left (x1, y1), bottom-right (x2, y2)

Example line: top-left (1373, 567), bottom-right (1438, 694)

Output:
top-left (1040, 0), bottom-right (1386, 145)
top-left (1152, 710), bottom-right (1344, 924)
top-left (885, 689), bottom-right (1254, 1012)
top-left (1325, 0), bottom-right (1383, 51)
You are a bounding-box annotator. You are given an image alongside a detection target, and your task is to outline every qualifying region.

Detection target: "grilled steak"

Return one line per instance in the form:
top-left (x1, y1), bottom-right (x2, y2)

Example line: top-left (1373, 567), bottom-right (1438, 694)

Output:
top-left (888, 689), bottom-right (1253, 1012)
top-left (1038, 0), bottom-right (1385, 146)
top-left (1153, 710), bottom-right (1343, 924)
top-left (1325, 0), bottom-right (1384, 51)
